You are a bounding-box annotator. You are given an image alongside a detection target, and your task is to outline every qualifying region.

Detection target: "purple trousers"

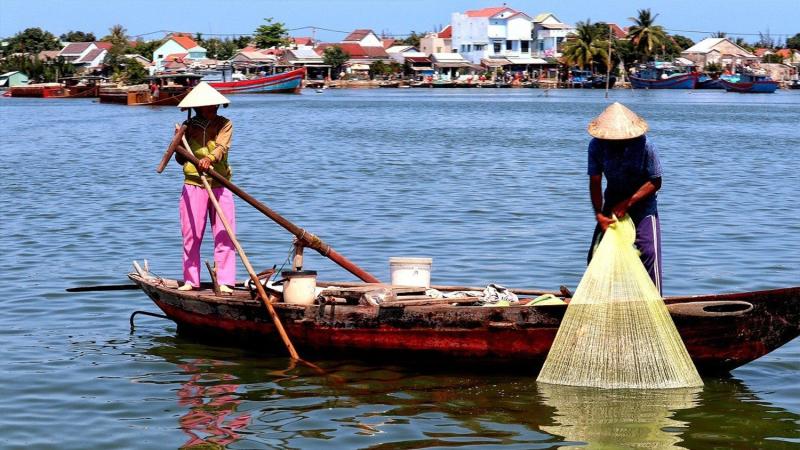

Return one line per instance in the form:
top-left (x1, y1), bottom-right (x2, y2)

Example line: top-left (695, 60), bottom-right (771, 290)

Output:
top-left (179, 184), bottom-right (237, 287)
top-left (588, 214), bottom-right (663, 295)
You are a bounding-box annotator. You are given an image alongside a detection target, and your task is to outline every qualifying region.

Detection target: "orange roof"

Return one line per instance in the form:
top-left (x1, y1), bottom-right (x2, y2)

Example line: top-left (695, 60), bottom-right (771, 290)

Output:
top-left (382, 38), bottom-right (395, 48)
top-left (775, 48), bottom-right (793, 58)
top-left (465, 6), bottom-right (515, 17)
top-left (607, 23), bottom-right (627, 39)
top-left (168, 33), bottom-right (198, 50)
top-left (438, 25), bottom-right (452, 39)
top-left (292, 37), bottom-right (313, 46)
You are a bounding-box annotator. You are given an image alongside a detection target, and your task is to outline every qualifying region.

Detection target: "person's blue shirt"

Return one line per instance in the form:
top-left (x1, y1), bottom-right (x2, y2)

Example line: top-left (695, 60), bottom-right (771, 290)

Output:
top-left (587, 135), bottom-right (662, 222)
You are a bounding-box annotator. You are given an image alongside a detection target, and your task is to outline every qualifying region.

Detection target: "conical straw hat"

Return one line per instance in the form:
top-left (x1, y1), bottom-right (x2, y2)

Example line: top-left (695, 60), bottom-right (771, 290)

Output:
top-left (177, 82), bottom-right (230, 109)
top-left (587, 102), bottom-right (649, 140)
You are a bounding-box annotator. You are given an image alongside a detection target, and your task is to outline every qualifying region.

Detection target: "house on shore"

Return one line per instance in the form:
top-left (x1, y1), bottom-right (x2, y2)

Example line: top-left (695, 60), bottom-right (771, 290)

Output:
top-left (420, 25), bottom-right (452, 55)
top-left (57, 42), bottom-right (111, 72)
top-left (281, 47), bottom-right (329, 79)
top-left (681, 38), bottom-right (758, 71)
top-left (0, 71), bottom-right (29, 88)
top-left (532, 13), bottom-right (575, 57)
top-left (316, 29), bottom-right (392, 77)
top-left (152, 33), bottom-right (207, 71)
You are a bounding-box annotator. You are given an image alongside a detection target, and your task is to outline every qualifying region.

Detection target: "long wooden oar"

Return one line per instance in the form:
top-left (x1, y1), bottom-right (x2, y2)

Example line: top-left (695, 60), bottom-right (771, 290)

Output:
top-left (157, 130), bottom-right (380, 284)
top-left (198, 173), bottom-right (304, 360)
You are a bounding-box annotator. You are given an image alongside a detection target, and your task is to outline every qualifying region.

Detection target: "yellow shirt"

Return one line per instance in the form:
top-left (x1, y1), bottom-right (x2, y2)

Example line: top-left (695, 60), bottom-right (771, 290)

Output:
top-left (182, 115), bottom-right (233, 187)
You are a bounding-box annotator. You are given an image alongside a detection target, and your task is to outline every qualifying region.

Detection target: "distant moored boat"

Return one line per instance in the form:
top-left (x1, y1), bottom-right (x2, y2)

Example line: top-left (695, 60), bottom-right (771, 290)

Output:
top-left (720, 72), bottom-right (778, 93)
top-left (629, 62), bottom-right (698, 89)
top-left (209, 68), bottom-right (305, 94)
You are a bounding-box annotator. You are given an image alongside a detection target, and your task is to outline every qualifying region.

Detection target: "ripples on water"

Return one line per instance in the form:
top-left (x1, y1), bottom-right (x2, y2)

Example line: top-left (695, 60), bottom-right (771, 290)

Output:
top-left (1, 89), bottom-right (798, 449)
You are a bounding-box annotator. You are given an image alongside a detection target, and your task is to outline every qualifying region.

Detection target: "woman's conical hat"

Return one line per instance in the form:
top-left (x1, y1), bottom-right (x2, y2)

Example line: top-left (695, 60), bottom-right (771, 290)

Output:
top-left (587, 102), bottom-right (649, 140)
top-left (177, 82), bottom-right (230, 109)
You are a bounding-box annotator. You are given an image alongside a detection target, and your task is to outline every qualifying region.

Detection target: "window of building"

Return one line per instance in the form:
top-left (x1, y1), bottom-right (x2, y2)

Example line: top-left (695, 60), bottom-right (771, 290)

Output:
top-left (521, 40), bottom-right (529, 53)
top-left (466, 44), bottom-right (472, 52)
top-left (493, 42), bottom-right (502, 53)
top-left (475, 44), bottom-right (485, 51)
top-left (538, 41), bottom-right (544, 51)
top-left (436, 47), bottom-right (442, 53)
top-left (506, 40), bottom-right (513, 51)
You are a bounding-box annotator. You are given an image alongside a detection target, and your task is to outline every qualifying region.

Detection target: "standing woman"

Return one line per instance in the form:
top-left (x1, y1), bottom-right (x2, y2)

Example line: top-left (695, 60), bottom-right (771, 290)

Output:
top-left (586, 102), bottom-right (664, 294)
top-left (174, 82), bottom-right (236, 292)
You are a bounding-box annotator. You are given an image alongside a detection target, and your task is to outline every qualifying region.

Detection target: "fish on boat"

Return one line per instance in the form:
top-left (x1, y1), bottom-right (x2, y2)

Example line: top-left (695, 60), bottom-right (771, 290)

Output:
top-left (208, 68), bottom-right (305, 94)
top-left (128, 273), bottom-right (800, 374)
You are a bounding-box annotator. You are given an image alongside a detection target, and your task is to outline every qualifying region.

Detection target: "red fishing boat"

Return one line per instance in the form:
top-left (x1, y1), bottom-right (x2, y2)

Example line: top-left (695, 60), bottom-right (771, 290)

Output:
top-left (209, 68), bottom-right (305, 94)
top-left (128, 273), bottom-right (800, 374)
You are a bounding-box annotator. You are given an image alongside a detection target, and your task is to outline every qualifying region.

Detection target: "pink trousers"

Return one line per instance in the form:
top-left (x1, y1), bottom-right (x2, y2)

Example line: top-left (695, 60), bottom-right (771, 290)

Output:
top-left (179, 184), bottom-right (237, 287)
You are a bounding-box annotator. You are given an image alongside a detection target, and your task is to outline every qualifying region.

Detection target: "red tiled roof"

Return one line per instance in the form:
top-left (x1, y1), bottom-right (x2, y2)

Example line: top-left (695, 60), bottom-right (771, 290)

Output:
top-left (77, 48), bottom-right (104, 63)
top-left (775, 48), bottom-right (794, 58)
top-left (438, 25), bottom-right (452, 38)
top-left (382, 38), bottom-right (395, 49)
top-left (344, 29), bottom-right (376, 42)
top-left (465, 6), bottom-right (515, 17)
top-left (168, 33), bottom-right (198, 50)
top-left (60, 42), bottom-right (93, 55)
top-left (94, 41), bottom-right (113, 50)
top-left (164, 52), bottom-right (188, 62)
top-left (753, 48), bottom-right (770, 57)
top-left (292, 37), bottom-right (313, 45)
top-left (606, 23), bottom-right (627, 39)
top-left (261, 48), bottom-right (284, 56)
top-left (315, 43), bottom-right (388, 58)
top-left (405, 56), bottom-right (431, 63)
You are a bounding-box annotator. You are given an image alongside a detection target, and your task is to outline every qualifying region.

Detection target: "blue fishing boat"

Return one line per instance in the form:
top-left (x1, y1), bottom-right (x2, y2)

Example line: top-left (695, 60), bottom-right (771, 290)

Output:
top-left (720, 72), bottom-right (778, 93)
top-left (696, 74), bottom-right (739, 89)
top-left (629, 62), bottom-right (698, 89)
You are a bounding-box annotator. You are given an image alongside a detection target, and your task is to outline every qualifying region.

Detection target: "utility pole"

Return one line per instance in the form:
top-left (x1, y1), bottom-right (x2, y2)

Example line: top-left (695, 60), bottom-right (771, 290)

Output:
top-left (605, 24), bottom-right (612, 98)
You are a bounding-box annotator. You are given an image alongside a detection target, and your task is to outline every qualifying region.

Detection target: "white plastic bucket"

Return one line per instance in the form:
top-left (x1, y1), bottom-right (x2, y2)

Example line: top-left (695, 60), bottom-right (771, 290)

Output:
top-left (282, 270), bottom-right (317, 305)
top-left (389, 257), bottom-right (432, 287)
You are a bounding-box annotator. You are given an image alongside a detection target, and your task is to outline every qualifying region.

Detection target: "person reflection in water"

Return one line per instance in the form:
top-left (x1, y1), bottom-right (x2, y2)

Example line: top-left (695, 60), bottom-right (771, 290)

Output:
top-left (177, 359), bottom-right (251, 448)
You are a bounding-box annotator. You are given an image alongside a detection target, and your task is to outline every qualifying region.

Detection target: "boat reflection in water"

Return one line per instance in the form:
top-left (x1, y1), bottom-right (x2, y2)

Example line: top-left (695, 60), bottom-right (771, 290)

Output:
top-left (176, 359), bottom-right (251, 449)
top-left (538, 384), bottom-right (700, 449)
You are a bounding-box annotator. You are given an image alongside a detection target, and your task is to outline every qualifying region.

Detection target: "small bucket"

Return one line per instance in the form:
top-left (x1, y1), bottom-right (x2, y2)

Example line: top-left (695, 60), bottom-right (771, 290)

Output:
top-left (389, 257), bottom-right (432, 287)
top-left (281, 270), bottom-right (318, 305)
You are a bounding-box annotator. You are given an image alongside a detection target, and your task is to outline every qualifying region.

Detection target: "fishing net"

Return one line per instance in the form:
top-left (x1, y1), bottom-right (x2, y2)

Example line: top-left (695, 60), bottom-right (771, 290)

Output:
top-left (537, 215), bottom-right (702, 389)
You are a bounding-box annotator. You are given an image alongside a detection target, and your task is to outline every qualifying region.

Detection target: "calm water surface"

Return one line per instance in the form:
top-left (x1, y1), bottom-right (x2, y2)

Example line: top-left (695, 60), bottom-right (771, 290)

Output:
top-left (1, 89), bottom-right (799, 449)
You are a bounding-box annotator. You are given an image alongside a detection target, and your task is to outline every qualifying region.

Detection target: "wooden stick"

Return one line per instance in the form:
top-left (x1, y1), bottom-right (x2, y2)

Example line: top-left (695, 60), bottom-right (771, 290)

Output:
top-left (205, 260), bottom-right (221, 296)
top-left (198, 174), bottom-right (300, 360)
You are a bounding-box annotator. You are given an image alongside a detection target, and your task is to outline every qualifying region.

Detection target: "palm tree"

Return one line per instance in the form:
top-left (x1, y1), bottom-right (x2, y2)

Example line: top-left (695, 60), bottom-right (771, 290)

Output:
top-left (627, 9), bottom-right (667, 61)
top-left (562, 20), bottom-right (608, 72)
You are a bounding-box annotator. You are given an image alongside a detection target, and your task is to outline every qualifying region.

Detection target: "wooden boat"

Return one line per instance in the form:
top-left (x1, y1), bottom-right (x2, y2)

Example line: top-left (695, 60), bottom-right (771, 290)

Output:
top-left (6, 83), bottom-right (67, 98)
top-left (99, 73), bottom-right (203, 106)
top-left (209, 68), bottom-right (304, 94)
top-left (720, 73), bottom-right (778, 93)
top-left (129, 273), bottom-right (800, 374)
top-left (630, 63), bottom-right (698, 89)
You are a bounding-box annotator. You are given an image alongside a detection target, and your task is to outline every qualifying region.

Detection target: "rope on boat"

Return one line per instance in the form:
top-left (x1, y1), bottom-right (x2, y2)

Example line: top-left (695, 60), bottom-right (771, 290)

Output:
top-left (129, 310), bottom-right (170, 332)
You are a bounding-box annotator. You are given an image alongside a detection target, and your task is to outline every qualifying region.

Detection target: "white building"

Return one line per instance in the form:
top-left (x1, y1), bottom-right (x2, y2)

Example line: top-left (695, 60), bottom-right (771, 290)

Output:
top-left (451, 6), bottom-right (536, 65)
top-left (532, 13), bottom-right (574, 57)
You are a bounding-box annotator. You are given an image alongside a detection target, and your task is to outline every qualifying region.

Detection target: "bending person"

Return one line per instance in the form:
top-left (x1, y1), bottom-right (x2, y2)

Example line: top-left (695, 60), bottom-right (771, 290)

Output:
top-left (586, 102), bottom-right (663, 294)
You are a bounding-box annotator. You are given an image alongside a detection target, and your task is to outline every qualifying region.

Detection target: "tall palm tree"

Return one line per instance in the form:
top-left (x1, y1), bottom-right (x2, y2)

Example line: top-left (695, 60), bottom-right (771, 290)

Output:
top-left (627, 9), bottom-right (667, 61)
top-left (562, 20), bottom-right (608, 71)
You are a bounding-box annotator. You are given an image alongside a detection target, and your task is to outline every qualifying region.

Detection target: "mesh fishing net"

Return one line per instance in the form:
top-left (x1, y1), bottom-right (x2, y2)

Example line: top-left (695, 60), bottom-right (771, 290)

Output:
top-left (537, 215), bottom-right (702, 389)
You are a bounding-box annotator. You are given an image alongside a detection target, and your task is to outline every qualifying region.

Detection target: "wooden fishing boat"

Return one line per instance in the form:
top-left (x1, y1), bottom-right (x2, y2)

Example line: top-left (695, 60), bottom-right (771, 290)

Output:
top-left (630, 63), bottom-right (698, 89)
top-left (6, 83), bottom-right (67, 98)
top-left (720, 73), bottom-right (778, 93)
top-left (99, 73), bottom-right (203, 106)
top-left (129, 273), bottom-right (800, 374)
top-left (208, 68), bottom-right (304, 94)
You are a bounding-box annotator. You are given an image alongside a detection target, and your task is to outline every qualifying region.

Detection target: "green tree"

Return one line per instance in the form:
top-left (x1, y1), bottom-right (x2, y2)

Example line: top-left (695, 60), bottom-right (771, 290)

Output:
top-left (671, 35), bottom-right (694, 50)
top-left (130, 38), bottom-right (163, 62)
top-left (253, 18), bottom-right (290, 49)
top-left (102, 25), bottom-right (131, 73)
top-left (562, 20), bottom-right (608, 72)
top-left (762, 53), bottom-right (784, 63)
top-left (787, 33), bottom-right (800, 50)
top-left (369, 60), bottom-right (388, 79)
top-left (711, 31), bottom-right (727, 38)
top-left (322, 46), bottom-right (350, 78)
top-left (396, 31), bottom-right (422, 48)
top-left (627, 9), bottom-right (667, 61)
top-left (121, 58), bottom-right (148, 84)
top-left (7, 27), bottom-right (60, 54)
top-left (60, 31), bottom-right (96, 42)
top-left (704, 62), bottom-right (723, 75)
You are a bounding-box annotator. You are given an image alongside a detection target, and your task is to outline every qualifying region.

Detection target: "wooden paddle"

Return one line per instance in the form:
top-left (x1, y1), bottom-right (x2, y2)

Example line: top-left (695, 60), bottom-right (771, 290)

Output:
top-left (157, 126), bottom-right (380, 284)
top-left (198, 172), bottom-right (322, 371)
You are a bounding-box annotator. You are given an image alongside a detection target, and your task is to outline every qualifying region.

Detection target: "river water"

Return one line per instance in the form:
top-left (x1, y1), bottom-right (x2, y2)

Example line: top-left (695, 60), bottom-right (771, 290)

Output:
top-left (1, 88), bottom-right (799, 449)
